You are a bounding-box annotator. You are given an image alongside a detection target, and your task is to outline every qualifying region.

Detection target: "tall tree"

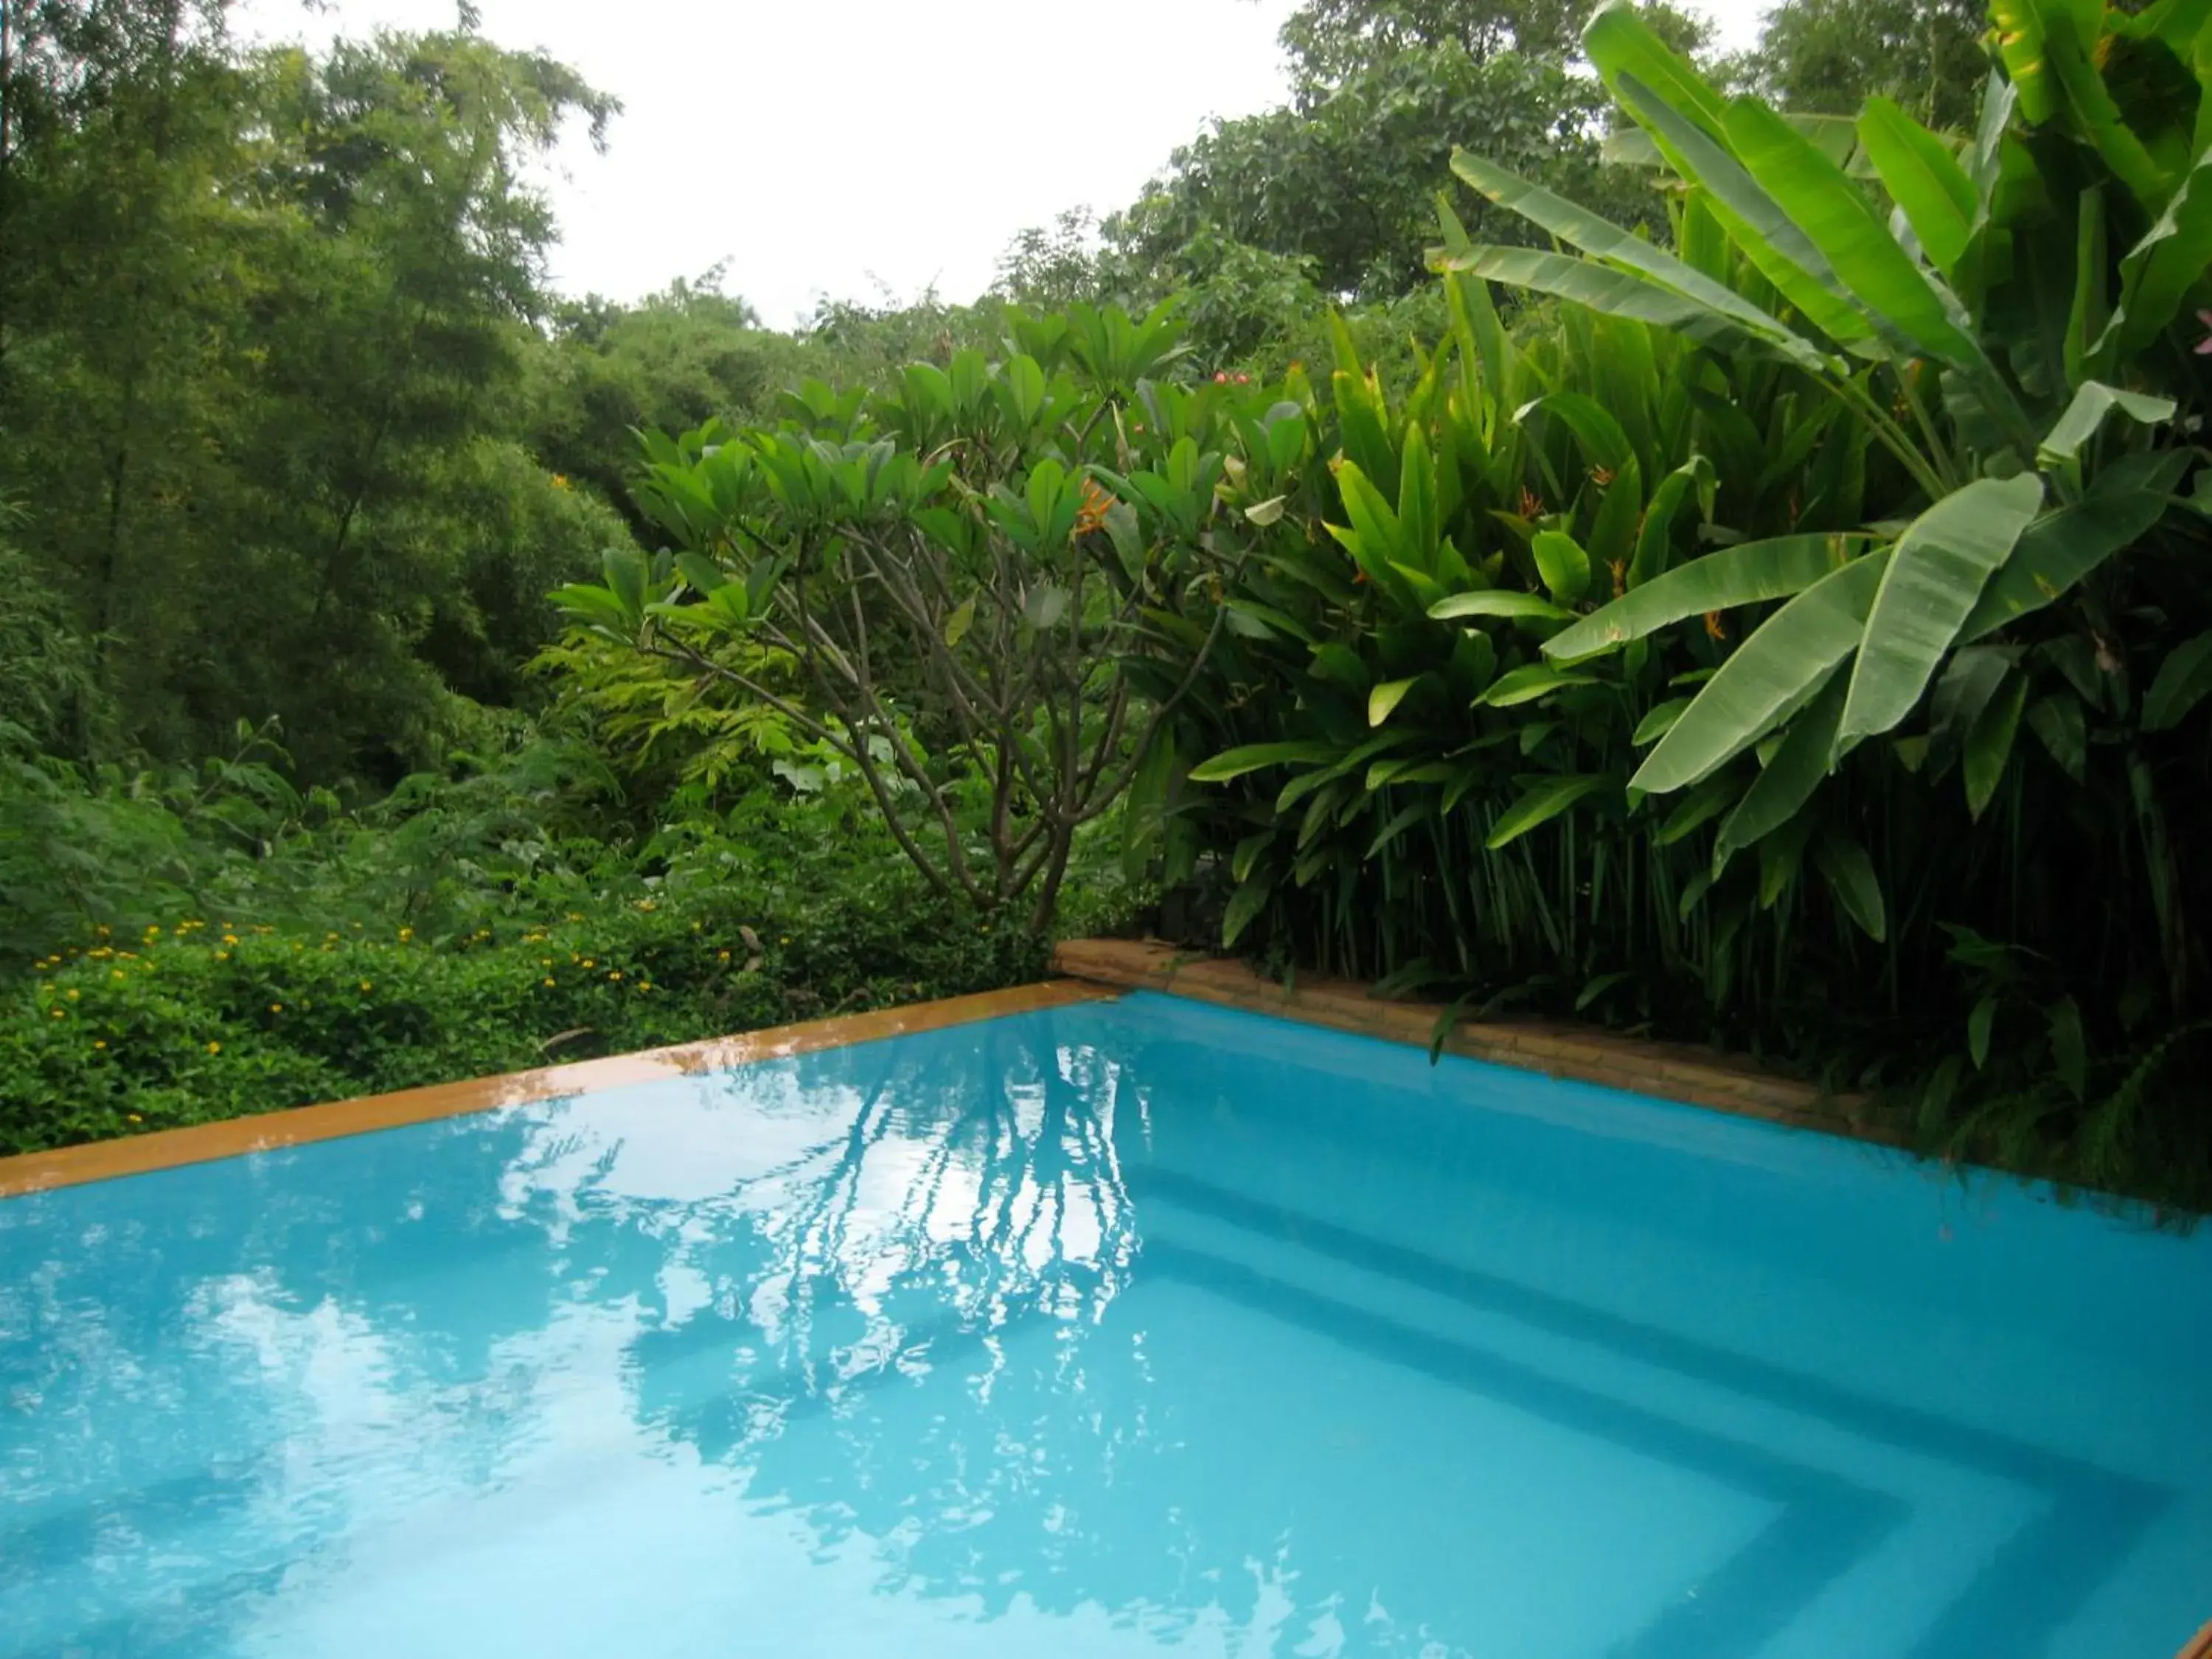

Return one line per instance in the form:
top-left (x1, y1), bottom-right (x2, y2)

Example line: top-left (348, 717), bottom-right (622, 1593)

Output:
top-left (1733, 0), bottom-right (1989, 130)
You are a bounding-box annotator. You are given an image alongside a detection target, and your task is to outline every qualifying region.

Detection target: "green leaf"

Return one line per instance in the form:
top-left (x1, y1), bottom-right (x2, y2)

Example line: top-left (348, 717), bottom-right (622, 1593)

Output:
top-left (602, 546), bottom-right (647, 624)
top-left (1609, 73), bottom-right (1877, 353)
top-left (1655, 771), bottom-right (1740, 844)
top-left (2142, 630), bottom-right (2212, 730)
top-left (1485, 774), bottom-right (1613, 849)
top-left (1532, 530), bottom-right (1593, 606)
top-left (1814, 828), bottom-right (1888, 942)
top-left (1632, 698), bottom-right (1691, 745)
top-left (2036, 382), bottom-right (2175, 470)
top-left (1634, 551), bottom-right (1891, 794)
top-left (1369, 676), bottom-right (1421, 727)
top-left (1961, 451), bottom-right (2191, 641)
top-left (1963, 669), bottom-right (2030, 818)
top-left (1189, 740), bottom-right (1343, 783)
top-left (1837, 476), bottom-right (2044, 749)
top-left (1222, 875), bottom-right (1273, 947)
top-left (1545, 533), bottom-right (1868, 658)
top-left (1476, 663), bottom-right (1598, 707)
top-left (1444, 246), bottom-right (1824, 366)
top-left (1023, 584), bottom-right (1071, 630)
top-left (1715, 666), bottom-right (1846, 855)
top-left (943, 594), bottom-right (977, 648)
top-left (2025, 692), bottom-right (2087, 780)
top-left (1447, 152), bottom-right (1825, 369)
top-left (1724, 96), bottom-right (1983, 368)
top-left (1004, 353), bottom-right (1047, 428)
top-left (1583, 3), bottom-right (1731, 142)
top-left (1430, 591), bottom-right (1574, 623)
top-left (2098, 145), bottom-right (2212, 358)
top-left (1857, 95), bottom-right (1975, 274)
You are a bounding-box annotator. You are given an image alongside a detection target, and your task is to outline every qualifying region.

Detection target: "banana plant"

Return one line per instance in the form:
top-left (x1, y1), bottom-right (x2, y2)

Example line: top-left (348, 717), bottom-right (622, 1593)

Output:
top-left (1441, 3), bottom-right (2208, 985)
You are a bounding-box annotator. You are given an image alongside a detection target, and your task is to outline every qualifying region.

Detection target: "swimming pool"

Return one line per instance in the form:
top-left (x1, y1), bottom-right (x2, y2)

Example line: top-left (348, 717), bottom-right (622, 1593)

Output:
top-left (2, 988), bottom-right (2206, 1657)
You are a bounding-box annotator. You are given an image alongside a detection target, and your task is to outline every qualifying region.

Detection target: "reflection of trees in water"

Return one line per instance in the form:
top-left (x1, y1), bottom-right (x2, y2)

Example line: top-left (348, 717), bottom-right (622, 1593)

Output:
top-left (617, 1021), bottom-right (1200, 1629)
top-left (0, 1112), bottom-right (571, 1655)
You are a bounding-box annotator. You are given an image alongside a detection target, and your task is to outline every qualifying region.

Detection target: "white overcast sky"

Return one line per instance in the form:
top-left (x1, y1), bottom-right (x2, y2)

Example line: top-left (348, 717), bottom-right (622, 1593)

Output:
top-left (234, 0), bottom-right (1765, 330)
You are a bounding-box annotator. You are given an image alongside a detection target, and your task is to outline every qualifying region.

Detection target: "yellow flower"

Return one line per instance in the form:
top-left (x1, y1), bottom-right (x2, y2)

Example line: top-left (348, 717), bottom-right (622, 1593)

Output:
top-left (358, 981), bottom-right (373, 992)
top-left (398, 927), bottom-right (413, 942)
top-left (32, 962), bottom-right (46, 973)
top-left (779, 936), bottom-right (790, 945)
top-left (717, 949), bottom-right (730, 961)
top-left (638, 982), bottom-right (653, 993)
top-left (94, 1040), bottom-right (107, 1051)
top-left (543, 977), bottom-right (556, 988)
top-left (95, 925), bottom-right (110, 938)
top-left (550, 473), bottom-right (571, 490)
top-left (566, 912), bottom-right (582, 922)
top-left (110, 970), bottom-right (125, 981)
top-left (221, 934), bottom-right (239, 946)
top-left (206, 1040), bottom-right (221, 1054)
top-left (582, 959), bottom-right (595, 969)
top-left (608, 970), bottom-right (622, 981)
top-left (50, 1008), bottom-right (65, 1019)
top-left (145, 925), bottom-right (161, 937)
top-left (66, 989), bottom-right (80, 1001)
top-left (269, 1003), bottom-right (283, 1014)
top-left (215, 950), bottom-right (229, 961)
top-left (125, 1111), bottom-right (139, 1121)
top-left (325, 932), bottom-right (339, 942)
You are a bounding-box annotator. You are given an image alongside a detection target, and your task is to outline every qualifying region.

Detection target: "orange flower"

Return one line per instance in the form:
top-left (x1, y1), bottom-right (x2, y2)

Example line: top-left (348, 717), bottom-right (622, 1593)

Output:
top-left (1072, 478), bottom-right (1116, 538)
top-left (1703, 611), bottom-right (1729, 641)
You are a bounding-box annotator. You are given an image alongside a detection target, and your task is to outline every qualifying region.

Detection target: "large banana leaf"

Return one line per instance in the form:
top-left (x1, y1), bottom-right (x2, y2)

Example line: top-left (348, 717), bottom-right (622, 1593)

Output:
top-left (1725, 97), bottom-right (1986, 370)
top-left (1606, 66), bottom-right (1878, 353)
top-left (1443, 247), bottom-right (1815, 365)
top-left (1837, 476), bottom-right (2044, 749)
top-left (1447, 151), bottom-right (1829, 372)
top-left (1960, 450), bottom-right (2191, 640)
top-left (2035, 381), bottom-right (2174, 470)
top-left (1857, 97), bottom-right (1976, 276)
top-left (2096, 146), bottom-right (2212, 358)
top-left (1582, 2), bottom-right (1729, 141)
top-left (1716, 666), bottom-right (1848, 855)
top-left (1633, 552), bottom-right (1891, 793)
top-left (1544, 532), bottom-right (1871, 658)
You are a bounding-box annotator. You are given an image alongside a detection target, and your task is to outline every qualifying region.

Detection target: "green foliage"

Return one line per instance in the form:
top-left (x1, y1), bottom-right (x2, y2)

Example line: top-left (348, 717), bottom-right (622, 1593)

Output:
top-left (0, 793), bottom-right (1065, 1156)
top-left (558, 303), bottom-right (1262, 931)
top-left (1121, 0), bottom-right (2212, 1207)
top-left (1729, 0), bottom-right (1989, 131)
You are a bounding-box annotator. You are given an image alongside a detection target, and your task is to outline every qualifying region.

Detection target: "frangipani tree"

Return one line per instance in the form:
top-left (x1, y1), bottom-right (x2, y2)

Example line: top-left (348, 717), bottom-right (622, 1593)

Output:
top-left (554, 306), bottom-right (1303, 931)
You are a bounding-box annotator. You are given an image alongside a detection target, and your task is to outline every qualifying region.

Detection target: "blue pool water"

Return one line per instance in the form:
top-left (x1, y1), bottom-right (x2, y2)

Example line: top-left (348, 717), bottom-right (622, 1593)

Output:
top-left (3, 992), bottom-right (2208, 1658)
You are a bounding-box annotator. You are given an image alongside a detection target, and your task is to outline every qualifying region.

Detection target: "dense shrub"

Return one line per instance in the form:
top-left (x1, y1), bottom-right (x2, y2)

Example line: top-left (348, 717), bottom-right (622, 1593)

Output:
top-left (0, 761), bottom-right (1141, 1155)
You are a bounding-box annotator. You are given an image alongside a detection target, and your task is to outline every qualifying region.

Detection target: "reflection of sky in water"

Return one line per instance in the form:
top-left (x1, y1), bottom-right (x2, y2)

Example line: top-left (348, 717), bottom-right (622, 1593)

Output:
top-left (2, 993), bottom-right (2210, 1659)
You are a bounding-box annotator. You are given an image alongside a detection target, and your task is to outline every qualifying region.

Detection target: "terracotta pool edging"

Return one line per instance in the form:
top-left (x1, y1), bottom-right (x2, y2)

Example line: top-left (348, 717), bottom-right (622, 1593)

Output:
top-left (0, 979), bottom-right (1112, 1200)
top-left (1053, 938), bottom-right (1893, 1149)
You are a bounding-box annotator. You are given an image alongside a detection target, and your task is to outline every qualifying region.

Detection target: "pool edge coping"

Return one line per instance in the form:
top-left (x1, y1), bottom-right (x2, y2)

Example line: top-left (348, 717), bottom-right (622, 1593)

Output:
top-left (1053, 938), bottom-right (1898, 1150)
top-left (0, 979), bottom-right (1113, 1200)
